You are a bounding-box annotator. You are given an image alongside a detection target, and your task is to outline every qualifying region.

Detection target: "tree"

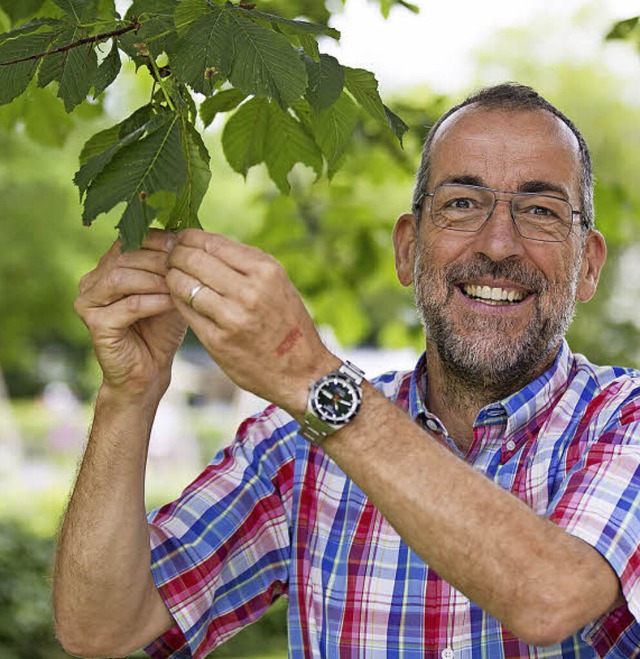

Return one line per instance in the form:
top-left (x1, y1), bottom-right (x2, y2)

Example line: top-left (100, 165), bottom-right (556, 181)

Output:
top-left (0, 0), bottom-right (415, 250)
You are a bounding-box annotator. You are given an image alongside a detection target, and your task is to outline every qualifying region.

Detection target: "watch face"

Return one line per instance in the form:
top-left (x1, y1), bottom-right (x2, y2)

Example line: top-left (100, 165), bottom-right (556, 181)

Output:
top-left (311, 374), bottom-right (362, 424)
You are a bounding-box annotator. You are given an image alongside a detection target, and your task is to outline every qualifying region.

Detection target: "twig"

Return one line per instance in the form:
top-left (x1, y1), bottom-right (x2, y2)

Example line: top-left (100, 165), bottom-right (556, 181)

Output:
top-left (0, 20), bottom-right (141, 67)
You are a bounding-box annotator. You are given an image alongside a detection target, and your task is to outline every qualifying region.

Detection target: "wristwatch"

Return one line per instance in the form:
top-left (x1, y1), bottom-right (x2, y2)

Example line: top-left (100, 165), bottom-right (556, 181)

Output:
top-left (300, 361), bottom-right (365, 444)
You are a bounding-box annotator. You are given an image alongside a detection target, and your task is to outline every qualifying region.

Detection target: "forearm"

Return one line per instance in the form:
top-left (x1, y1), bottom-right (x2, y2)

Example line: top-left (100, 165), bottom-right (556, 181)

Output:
top-left (54, 385), bottom-right (172, 656)
top-left (321, 383), bottom-right (622, 645)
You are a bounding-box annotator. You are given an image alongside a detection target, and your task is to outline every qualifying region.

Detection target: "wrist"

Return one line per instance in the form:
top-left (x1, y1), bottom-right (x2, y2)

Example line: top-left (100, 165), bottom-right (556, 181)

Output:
top-left (298, 360), bottom-right (366, 444)
top-left (96, 381), bottom-right (165, 420)
top-left (289, 353), bottom-right (342, 421)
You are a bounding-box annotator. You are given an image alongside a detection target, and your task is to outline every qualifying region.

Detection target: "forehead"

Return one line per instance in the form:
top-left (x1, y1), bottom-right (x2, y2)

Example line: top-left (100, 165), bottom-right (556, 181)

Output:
top-left (428, 106), bottom-right (582, 197)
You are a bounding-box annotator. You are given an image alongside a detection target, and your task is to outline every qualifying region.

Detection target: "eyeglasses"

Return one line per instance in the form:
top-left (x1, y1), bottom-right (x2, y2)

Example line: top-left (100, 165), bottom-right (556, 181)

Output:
top-left (418, 184), bottom-right (582, 243)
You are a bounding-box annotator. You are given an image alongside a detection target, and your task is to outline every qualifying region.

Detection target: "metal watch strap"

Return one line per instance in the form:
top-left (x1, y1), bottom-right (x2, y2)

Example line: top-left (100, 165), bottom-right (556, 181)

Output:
top-left (338, 360), bottom-right (365, 385)
top-left (300, 361), bottom-right (365, 444)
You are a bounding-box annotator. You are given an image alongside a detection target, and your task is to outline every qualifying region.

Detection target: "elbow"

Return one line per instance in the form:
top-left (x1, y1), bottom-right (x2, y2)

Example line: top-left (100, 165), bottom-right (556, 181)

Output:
top-left (507, 617), bottom-right (572, 648)
top-left (55, 618), bottom-right (136, 658)
top-left (504, 590), bottom-right (587, 647)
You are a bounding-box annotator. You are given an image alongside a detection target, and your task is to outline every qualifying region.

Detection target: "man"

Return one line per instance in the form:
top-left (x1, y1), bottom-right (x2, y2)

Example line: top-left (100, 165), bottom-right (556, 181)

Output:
top-left (54, 83), bottom-right (640, 658)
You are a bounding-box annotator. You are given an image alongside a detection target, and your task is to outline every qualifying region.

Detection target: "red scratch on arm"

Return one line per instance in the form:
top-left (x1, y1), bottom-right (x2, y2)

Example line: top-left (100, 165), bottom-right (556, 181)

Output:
top-left (276, 327), bottom-right (303, 357)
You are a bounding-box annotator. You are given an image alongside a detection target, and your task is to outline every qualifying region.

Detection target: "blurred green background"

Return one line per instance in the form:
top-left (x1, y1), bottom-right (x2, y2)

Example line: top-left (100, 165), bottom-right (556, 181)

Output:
top-left (1, 0), bottom-right (640, 657)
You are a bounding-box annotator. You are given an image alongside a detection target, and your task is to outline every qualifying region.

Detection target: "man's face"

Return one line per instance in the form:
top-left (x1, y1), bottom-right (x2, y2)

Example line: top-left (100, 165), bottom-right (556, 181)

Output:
top-left (394, 107), bottom-right (605, 393)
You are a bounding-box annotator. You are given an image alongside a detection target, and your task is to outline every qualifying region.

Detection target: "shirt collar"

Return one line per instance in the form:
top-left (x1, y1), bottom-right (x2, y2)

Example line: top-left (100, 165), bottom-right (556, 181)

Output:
top-left (407, 339), bottom-right (574, 434)
top-left (498, 339), bottom-right (573, 435)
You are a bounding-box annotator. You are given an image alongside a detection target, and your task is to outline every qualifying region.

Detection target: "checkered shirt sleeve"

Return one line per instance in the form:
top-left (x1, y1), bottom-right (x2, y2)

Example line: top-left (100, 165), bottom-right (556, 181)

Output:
top-left (144, 406), bottom-right (296, 657)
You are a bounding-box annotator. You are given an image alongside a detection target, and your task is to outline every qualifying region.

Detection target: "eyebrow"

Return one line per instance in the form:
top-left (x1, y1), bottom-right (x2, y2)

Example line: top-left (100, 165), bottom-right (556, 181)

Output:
top-left (442, 176), bottom-right (569, 199)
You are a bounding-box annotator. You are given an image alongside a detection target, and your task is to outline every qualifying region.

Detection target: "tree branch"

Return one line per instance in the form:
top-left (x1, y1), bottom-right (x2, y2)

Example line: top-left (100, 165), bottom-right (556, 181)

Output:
top-left (0, 20), bottom-right (141, 67)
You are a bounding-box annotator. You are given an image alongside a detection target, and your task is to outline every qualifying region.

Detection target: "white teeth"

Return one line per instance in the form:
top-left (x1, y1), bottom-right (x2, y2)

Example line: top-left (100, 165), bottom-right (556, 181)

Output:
top-left (462, 284), bottom-right (526, 304)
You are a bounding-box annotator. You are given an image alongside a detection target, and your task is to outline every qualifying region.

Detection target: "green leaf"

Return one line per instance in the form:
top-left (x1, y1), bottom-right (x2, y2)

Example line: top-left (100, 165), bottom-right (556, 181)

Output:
top-left (263, 101), bottom-right (322, 192)
top-left (0, 20), bottom-right (60, 105)
top-left (226, 7), bottom-right (307, 109)
top-left (51, 0), bottom-right (100, 22)
top-left (221, 96), bottom-right (269, 176)
top-left (171, 2), bottom-right (308, 107)
top-left (166, 117), bottom-right (211, 230)
top-left (168, 4), bottom-right (231, 96)
top-left (82, 110), bottom-right (187, 250)
top-left (173, 0), bottom-right (212, 37)
top-left (75, 105), bottom-right (155, 194)
top-left (344, 66), bottom-right (386, 123)
top-left (303, 53), bottom-right (344, 111)
top-left (170, 2), bottom-right (311, 106)
top-left (396, 0), bottom-right (420, 13)
top-left (378, 0), bottom-right (419, 17)
top-left (298, 32), bottom-right (319, 60)
top-left (120, 0), bottom-right (179, 64)
top-left (239, 7), bottom-right (340, 41)
top-left (222, 97), bottom-right (322, 193)
top-left (37, 23), bottom-right (99, 111)
top-left (344, 66), bottom-right (408, 143)
top-left (311, 91), bottom-right (358, 177)
top-left (0, 81), bottom-right (73, 145)
top-left (98, 0), bottom-right (118, 19)
top-left (118, 197), bottom-right (160, 252)
top-left (383, 103), bottom-right (409, 146)
top-left (0, 0), bottom-right (47, 26)
top-left (200, 88), bottom-right (247, 128)
top-left (22, 84), bottom-right (74, 145)
top-left (92, 38), bottom-right (120, 97)
top-left (606, 17), bottom-right (640, 41)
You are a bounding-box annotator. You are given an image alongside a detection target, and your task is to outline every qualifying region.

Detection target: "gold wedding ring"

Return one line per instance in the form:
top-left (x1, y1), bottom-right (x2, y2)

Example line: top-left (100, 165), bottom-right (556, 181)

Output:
top-left (186, 283), bottom-right (204, 308)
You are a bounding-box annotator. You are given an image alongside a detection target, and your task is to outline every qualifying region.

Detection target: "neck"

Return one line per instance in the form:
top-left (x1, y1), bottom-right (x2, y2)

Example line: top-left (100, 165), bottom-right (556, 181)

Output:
top-left (423, 340), bottom-right (560, 454)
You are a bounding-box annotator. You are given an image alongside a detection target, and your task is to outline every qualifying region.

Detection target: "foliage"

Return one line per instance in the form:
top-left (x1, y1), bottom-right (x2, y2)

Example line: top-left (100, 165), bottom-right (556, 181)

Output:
top-left (0, 125), bottom-right (115, 397)
top-left (0, 0), bottom-right (410, 250)
top-left (0, 514), bottom-right (288, 658)
top-left (0, 519), bottom-right (65, 659)
top-left (606, 15), bottom-right (640, 44)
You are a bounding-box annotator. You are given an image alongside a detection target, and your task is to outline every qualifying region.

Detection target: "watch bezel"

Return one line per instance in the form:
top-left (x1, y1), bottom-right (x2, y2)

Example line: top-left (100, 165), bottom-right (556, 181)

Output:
top-left (309, 372), bottom-right (362, 425)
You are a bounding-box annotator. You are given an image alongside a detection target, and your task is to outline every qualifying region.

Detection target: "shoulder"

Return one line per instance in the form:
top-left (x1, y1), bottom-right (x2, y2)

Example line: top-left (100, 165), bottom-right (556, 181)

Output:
top-left (569, 352), bottom-right (640, 410)
top-left (561, 351), bottom-right (640, 442)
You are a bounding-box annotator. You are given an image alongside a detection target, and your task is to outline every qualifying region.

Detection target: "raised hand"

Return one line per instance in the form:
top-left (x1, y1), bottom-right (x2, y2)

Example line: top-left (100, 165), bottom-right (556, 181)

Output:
top-left (167, 230), bottom-right (338, 416)
top-left (75, 230), bottom-right (187, 400)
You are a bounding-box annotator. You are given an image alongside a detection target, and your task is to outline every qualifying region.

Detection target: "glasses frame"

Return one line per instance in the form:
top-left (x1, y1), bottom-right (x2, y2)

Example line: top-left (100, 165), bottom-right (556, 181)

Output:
top-left (418, 183), bottom-right (583, 243)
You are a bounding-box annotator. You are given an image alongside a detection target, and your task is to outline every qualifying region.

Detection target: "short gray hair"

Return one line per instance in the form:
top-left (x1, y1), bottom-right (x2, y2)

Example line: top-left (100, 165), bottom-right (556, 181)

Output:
top-left (411, 82), bottom-right (594, 231)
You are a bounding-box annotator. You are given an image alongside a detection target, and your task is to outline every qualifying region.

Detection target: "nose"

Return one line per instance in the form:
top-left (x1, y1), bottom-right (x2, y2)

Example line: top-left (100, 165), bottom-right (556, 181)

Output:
top-left (472, 196), bottom-right (524, 261)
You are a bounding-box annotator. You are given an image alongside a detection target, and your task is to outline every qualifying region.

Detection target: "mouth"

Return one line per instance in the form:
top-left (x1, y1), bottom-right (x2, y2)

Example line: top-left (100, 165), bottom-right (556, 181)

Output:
top-left (459, 283), bottom-right (531, 306)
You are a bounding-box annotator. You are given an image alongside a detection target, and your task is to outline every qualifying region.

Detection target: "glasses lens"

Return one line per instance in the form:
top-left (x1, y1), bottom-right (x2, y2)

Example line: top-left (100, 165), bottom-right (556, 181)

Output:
top-left (512, 194), bottom-right (572, 242)
top-left (431, 185), bottom-right (494, 231)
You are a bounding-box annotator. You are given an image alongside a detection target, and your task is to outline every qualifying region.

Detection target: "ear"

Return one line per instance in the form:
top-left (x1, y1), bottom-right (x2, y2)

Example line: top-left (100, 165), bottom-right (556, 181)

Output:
top-left (393, 213), bottom-right (417, 287)
top-left (576, 230), bottom-right (607, 302)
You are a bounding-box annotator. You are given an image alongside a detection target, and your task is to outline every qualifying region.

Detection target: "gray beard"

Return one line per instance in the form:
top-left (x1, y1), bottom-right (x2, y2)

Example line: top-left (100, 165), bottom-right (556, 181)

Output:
top-left (414, 252), bottom-right (580, 401)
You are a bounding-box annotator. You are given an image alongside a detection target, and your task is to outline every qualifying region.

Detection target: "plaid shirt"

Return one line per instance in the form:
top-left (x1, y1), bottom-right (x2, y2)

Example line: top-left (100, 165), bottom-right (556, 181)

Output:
top-left (145, 341), bottom-right (640, 658)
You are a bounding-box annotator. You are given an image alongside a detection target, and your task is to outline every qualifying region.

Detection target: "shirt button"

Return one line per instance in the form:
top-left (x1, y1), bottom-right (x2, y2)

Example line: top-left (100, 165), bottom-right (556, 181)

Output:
top-left (441, 649), bottom-right (455, 659)
top-left (505, 439), bottom-right (516, 451)
top-left (425, 418), bottom-right (439, 432)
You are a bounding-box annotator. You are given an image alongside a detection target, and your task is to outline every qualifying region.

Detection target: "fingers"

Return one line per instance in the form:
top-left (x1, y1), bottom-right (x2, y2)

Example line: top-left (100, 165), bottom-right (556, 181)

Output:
top-left (167, 244), bottom-right (243, 298)
top-left (176, 229), bottom-right (264, 274)
top-left (79, 230), bottom-right (175, 301)
top-left (76, 293), bottom-right (178, 335)
top-left (76, 231), bottom-right (179, 335)
top-left (80, 233), bottom-right (176, 295)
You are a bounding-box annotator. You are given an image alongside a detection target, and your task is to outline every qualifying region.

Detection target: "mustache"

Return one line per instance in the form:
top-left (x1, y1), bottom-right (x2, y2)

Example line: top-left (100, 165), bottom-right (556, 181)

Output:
top-left (443, 255), bottom-right (548, 292)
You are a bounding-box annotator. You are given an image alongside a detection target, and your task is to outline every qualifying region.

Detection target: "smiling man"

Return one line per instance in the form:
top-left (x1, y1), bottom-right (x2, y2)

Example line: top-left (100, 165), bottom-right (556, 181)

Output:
top-left (54, 83), bottom-right (640, 658)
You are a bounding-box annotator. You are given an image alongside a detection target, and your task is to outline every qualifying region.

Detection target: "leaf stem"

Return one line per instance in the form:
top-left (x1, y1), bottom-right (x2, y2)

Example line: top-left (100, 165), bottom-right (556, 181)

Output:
top-left (147, 56), bottom-right (175, 111)
top-left (0, 20), bottom-right (141, 67)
